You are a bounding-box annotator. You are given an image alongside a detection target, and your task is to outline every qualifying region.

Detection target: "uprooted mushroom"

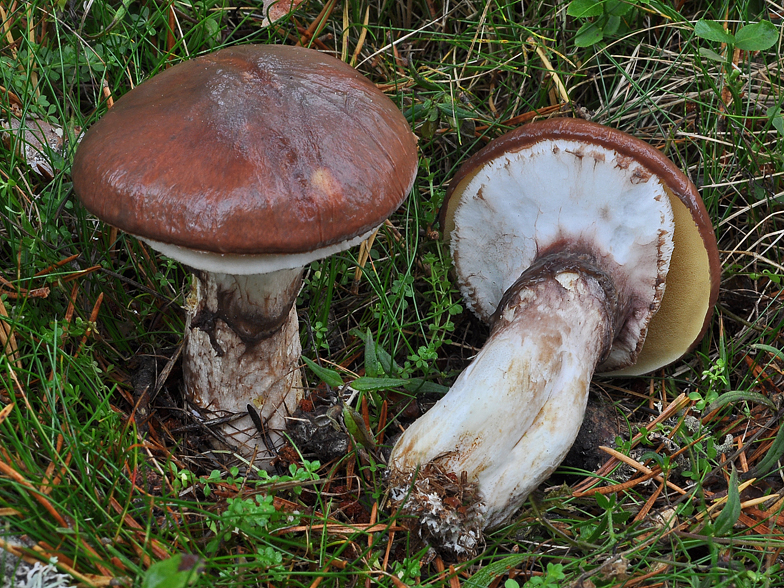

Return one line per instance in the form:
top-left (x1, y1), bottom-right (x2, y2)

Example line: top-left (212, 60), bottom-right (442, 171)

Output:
top-left (388, 119), bottom-right (720, 555)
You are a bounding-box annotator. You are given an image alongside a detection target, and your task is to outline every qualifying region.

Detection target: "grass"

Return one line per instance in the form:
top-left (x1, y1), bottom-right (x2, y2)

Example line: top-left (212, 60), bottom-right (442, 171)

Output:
top-left (0, 0), bottom-right (783, 585)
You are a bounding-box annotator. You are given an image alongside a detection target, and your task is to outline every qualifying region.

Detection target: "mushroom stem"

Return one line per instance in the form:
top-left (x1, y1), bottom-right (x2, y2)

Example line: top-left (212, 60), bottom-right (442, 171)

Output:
top-left (184, 268), bottom-right (304, 463)
top-left (388, 257), bottom-right (620, 554)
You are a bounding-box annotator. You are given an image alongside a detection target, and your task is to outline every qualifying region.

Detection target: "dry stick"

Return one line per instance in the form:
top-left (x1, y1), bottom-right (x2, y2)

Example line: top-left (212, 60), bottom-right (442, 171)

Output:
top-left (0, 458), bottom-right (112, 575)
top-left (613, 563), bottom-right (671, 588)
top-left (598, 446), bottom-right (687, 495)
top-left (341, 0), bottom-right (350, 62)
top-left (390, 32), bottom-right (405, 76)
top-left (458, 0), bottom-right (493, 81)
top-left (376, 400), bottom-right (388, 445)
top-left (632, 480), bottom-right (665, 523)
top-left (74, 293), bottom-right (103, 358)
top-left (39, 433), bottom-right (63, 495)
top-left (364, 503), bottom-right (377, 588)
top-left (166, 0), bottom-right (176, 61)
top-left (26, 3), bottom-right (38, 99)
top-left (527, 37), bottom-right (569, 104)
top-left (0, 272), bottom-right (50, 298)
top-left (296, 0), bottom-right (336, 47)
top-left (473, 104), bottom-right (563, 132)
top-left (446, 564), bottom-right (461, 588)
top-left (361, 395), bottom-right (371, 431)
top-left (280, 522), bottom-right (404, 535)
top-left (366, 502), bottom-right (378, 588)
top-left (41, 451), bottom-right (72, 497)
top-left (34, 253), bottom-right (81, 277)
top-left (294, 25), bottom-right (331, 50)
top-left (62, 265), bottom-right (102, 283)
top-left (350, 6), bottom-right (371, 67)
top-left (101, 80), bottom-right (114, 109)
top-left (382, 528), bottom-right (395, 572)
top-left (32, 546), bottom-right (119, 588)
top-left (108, 497), bottom-right (169, 563)
top-left (0, 297), bottom-right (21, 369)
top-left (575, 435), bottom-right (706, 498)
top-left (0, 4), bottom-right (17, 59)
top-left (574, 469), bottom-right (662, 498)
top-left (572, 393), bottom-right (690, 495)
top-left (0, 286), bottom-right (50, 299)
top-left (352, 225), bottom-right (381, 293)
top-left (0, 404), bottom-right (13, 427)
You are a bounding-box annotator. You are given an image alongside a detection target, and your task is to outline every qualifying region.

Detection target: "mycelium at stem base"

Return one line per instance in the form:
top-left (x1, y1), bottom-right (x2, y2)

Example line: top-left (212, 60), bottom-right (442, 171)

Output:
top-left (184, 268), bottom-right (304, 462)
top-left (388, 255), bottom-right (624, 555)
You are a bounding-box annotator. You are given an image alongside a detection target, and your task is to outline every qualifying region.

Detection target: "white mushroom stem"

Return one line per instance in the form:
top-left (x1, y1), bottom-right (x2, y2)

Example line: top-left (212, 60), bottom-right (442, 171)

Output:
top-left (388, 260), bottom-right (619, 553)
top-left (184, 268), bottom-right (304, 465)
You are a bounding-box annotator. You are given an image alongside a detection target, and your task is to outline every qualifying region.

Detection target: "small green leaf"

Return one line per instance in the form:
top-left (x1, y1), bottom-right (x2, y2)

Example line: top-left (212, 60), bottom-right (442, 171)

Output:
top-left (750, 419), bottom-right (784, 476)
top-left (465, 555), bottom-right (527, 587)
top-left (712, 467), bottom-right (741, 536)
top-left (435, 101), bottom-right (475, 120)
top-left (605, 0), bottom-right (632, 16)
top-left (302, 356), bottom-right (343, 388)
top-left (342, 404), bottom-right (377, 449)
top-left (638, 451), bottom-right (665, 467)
top-left (734, 21), bottom-right (779, 51)
top-left (567, 0), bottom-right (603, 18)
top-left (403, 378), bottom-right (450, 395)
top-left (408, 62), bottom-right (442, 91)
top-left (362, 329), bottom-right (381, 378)
top-left (705, 390), bottom-right (777, 413)
top-left (768, 106), bottom-right (784, 135)
top-left (351, 376), bottom-right (410, 392)
top-left (694, 19), bottom-right (735, 44)
top-left (595, 492), bottom-right (613, 510)
top-left (604, 14), bottom-right (621, 35)
top-left (142, 555), bottom-right (202, 588)
top-left (751, 343), bottom-right (784, 360)
top-left (698, 47), bottom-right (725, 62)
top-left (574, 19), bottom-right (605, 47)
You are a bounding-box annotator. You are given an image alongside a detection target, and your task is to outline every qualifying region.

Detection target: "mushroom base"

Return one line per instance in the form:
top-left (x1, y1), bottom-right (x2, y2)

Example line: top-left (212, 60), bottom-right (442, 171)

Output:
top-left (184, 270), bottom-right (303, 467)
top-left (388, 264), bottom-right (617, 555)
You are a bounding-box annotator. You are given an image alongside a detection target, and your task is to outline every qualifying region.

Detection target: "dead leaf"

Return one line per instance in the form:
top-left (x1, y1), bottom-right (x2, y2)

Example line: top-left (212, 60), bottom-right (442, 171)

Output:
top-left (2, 116), bottom-right (66, 179)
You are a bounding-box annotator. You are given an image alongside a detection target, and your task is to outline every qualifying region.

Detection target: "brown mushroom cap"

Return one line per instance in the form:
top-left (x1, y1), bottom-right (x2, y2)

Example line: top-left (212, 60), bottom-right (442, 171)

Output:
top-left (441, 118), bottom-right (720, 375)
top-left (73, 44), bottom-right (418, 256)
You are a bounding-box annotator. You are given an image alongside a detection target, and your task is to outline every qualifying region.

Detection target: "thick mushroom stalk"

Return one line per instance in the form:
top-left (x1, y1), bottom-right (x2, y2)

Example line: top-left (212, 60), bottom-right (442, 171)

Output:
top-left (184, 268), bottom-right (304, 459)
top-left (388, 257), bottom-right (620, 552)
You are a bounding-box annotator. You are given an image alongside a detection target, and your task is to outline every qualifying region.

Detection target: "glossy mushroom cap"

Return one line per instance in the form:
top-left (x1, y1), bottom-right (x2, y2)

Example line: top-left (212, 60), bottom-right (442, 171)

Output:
top-left (441, 119), bottom-right (720, 374)
top-left (72, 44), bottom-right (418, 270)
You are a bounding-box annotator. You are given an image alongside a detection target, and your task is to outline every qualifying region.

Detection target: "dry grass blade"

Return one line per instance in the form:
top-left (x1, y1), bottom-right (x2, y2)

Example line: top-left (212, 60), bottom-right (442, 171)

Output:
top-left (0, 297), bottom-right (20, 369)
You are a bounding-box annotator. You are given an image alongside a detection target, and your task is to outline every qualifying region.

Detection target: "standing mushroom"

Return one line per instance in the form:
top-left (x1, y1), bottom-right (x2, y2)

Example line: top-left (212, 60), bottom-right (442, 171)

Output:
top-left (388, 119), bottom-right (719, 554)
top-left (72, 45), bottom-right (418, 465)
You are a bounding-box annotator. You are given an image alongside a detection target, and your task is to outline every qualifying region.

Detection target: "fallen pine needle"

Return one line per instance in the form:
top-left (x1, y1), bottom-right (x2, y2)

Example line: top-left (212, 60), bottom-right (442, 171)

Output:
top-left (597, 446), bottom-right (686, 495)
top-left (277, 522), bottom-right (405, 535)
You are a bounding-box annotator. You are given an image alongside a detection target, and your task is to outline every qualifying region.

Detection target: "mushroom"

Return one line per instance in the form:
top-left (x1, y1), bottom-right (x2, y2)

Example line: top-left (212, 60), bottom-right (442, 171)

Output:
top-left (387, 119), bottom-right (719, 554)
top-left (72, 44), bottom-right (418, 465)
